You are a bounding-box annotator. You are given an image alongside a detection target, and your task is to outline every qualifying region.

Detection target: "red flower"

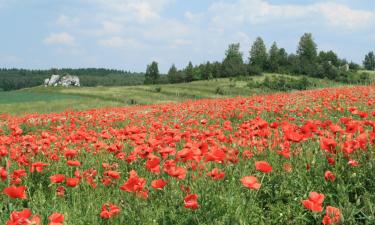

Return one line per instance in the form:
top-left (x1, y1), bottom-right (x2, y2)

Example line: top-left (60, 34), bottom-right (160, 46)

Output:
top-left (48, 212), bottom-right (64, 225)
top-left (30, 162), bottom-right (49, 173)
top-left (67, 160), bottom-right (81, 167)
top-left (255, 161), bottom-right (273, 173)
top-left (50, 174), bottom-right (66, 184)
top-left (66, 178), bottom-right (80, 187)
top-left (120, 170), bottom-right (148, 199)
top-left (206, 168), bottom-right (225, 180)
top-left (324, 170), bottom-right (336, 182)
top-left (6, 208), bottom-right (41, 225)
top-left (348, 159), bottom-right (359, 167)
top-left (0, 167), bottom-right (7, 180)
top-left (3, 185), bottom-right (27, 199)
top-left (56, 186), bottom-right (65, 197)
top-left (151, 179), bottom-right (167, 190)
top-left (302, 192), bottom-right (325, 212)
top-left (241, 176), bottom-right (261, 190)
top-left (184, 194), bottom-right (198, 210)
top-left (104, 171), bottom-right (120, 179)
top-left (321, 138), bottom-right (337, 153)
top-left (322, 206), bottom-right (341, 225)
top-left (100, 203), bottom-right (120, 219)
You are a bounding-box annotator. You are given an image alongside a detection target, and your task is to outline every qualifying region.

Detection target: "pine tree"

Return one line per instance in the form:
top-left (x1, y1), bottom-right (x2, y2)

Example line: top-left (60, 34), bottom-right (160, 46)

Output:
top-left (268, 42), bottom-right (280, 72)
top-left (222, 43), bottom-right (245, 77)
top-left (249, 37), bottom-right (268, 71)
top-left (363, 51), bottom-right (375, 70)
top-left (144, 61), bottom-right (159, 84)
top-left (185, 61), bottom-right (194, 82)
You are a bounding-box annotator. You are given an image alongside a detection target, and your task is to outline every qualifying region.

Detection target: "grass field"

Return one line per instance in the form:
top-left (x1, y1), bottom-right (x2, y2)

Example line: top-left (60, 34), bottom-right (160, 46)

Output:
top-left (0, 74), bottom-right (344, 115)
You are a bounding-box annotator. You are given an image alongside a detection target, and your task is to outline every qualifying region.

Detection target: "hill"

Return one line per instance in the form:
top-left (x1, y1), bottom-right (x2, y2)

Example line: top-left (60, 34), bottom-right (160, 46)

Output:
top-left (0, 74), bottom-right (350, 115)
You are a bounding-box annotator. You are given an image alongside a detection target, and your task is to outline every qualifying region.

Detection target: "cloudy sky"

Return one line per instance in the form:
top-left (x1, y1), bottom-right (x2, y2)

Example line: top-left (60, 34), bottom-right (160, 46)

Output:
top-left (0, 0), bottom-right (374, 72)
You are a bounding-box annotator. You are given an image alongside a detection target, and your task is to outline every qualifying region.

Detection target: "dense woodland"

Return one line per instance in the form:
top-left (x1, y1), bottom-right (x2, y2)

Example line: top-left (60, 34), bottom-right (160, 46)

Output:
top-left (1, 33), bottom-right (374, 91)
top-left (0, 68), bottom-right (144, 91)
top-left (146, 33), bottom-right (374, 85)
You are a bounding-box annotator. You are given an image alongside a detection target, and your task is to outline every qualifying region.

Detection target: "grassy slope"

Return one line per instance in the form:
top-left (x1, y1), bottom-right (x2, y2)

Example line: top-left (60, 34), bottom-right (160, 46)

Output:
top-left (0, 74), bottom-right (344, 115)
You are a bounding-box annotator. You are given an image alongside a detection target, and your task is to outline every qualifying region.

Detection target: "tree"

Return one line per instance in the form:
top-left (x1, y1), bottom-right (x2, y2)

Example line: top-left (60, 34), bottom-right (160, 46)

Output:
top-left (167, 64), bottom-right (182, 83)
top-left (222, 43), bottom-right (245, 77)
top-left (318, 50), bottom-right (339, 67)
top-left (363, 51), bottom-right (375, 70)
top-left (297, 33), bottom-right (318, 75)
top-left (249, 37), bottom-right (268, 71)
top-left (144, 61), bottom-right (159, 84)
top-left (268, 42), bottom-right (280, 72)
top-left (184, 61), bottom-right (194, 82)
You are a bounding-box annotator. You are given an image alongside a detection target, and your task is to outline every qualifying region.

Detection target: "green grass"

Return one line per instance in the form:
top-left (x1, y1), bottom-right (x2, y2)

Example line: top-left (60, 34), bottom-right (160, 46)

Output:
top-left (0, 74), bottom-right (346, 115)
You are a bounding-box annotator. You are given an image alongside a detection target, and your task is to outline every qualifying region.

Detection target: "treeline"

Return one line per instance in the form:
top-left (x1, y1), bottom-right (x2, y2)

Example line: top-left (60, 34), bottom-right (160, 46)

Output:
top-left (144, 33), bottom-right (374, 85)
top-left (0, 68), bottom-right (144, 91)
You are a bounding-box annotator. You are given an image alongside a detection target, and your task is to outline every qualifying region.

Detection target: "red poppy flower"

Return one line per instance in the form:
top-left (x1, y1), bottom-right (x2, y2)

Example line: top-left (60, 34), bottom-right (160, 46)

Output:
top-left (66, 178), bottom-right (80, 187)
top-left (56, 186), bottom-right (65, 197)
top-left (48, 212), bottom-right (64, 225)
top-left (241, 176), bottom-right (261, 190)
top-left (100, 203), bottom-right (120, 219)
top-left (104, 171), bottom-right (120, 179)
top-left (302, 192), bottom-right (325, 212)
top-left (151, 179), bottom-right (167, 190)
top-left (322, 206), bottom-right (341, 225)
top-left (67, 160), bottom-right (81, 167)
top-left (7, 209), bottom-right (41, 225)
top-left (255, 161), bottom-right (273, 173)
top-left (30, 162), bottom-right (49, 173)
top-left (3, 185), bottom-right (27, 199)
top-left (324, 170), bottom-right (336, 182)
top-left (184, 194), bottom-right (198, 210)
top-left (206, 168), bottom-right (225, 180)
top-left (50, 174), bottom-right (66, 184)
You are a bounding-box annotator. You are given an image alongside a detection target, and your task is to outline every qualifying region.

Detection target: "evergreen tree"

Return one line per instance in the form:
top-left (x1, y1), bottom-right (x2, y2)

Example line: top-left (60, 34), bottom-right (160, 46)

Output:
top-left (185, 61), bottom-right (194, 82)
top-left (363, 51), bottom-right (375, 70)
top-left (268, 42), bottom-right (280, 72)
top-left (144, 61), bottom-right (159, 84)
top-left (222, 43), bottom-right (245, 77)
top-left (297, 33), bottom-right (318, 76)
top-left (249, 37), bottom-right (268, 71)
top-left (167, 64), bottom-right (180, 83)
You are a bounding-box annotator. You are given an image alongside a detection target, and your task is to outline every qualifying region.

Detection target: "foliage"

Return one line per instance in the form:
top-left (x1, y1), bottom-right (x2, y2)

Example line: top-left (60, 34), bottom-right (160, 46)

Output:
top-left (0, 68), bottom-right (144, 91)
top-left (248, 75), bottom-right (312, 91)
top-left (249, 37), bottom-right (268, 71)
top-left (363, 51), bottom-right (375, 70)
top-left (222, 43), bottom-right (246, 77)
top-left (144, 61), bottom-right (160, 85)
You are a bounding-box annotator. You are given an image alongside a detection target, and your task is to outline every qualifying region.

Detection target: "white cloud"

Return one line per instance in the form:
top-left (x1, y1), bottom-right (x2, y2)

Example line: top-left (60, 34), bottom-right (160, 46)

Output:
top-left (44, 32), bottom-right (76, 46)
top-left (315, 2), bottom-right (375, 29)
top-left (209, 0), bottom-right (375, 30)
top-left (98, 36), bottom-right (143, 48)
top-left (93, 0), bottom-right (171, 23)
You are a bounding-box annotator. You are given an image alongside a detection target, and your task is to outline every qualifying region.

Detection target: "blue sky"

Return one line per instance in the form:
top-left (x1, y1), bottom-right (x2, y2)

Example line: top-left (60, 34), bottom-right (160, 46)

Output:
top-left (0, 0), bottom-right (374, 72)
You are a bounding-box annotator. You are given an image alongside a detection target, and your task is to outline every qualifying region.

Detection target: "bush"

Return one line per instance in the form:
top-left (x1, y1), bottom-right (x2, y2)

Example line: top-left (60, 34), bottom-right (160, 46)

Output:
top-left (260, 75), bottom-right (311, 91)
top-left (247, 65), bottom-right (263, 76)
top-left (154, 87), bottom-right (162, 92)
top-left (215, 87), bottom-right (225, 95)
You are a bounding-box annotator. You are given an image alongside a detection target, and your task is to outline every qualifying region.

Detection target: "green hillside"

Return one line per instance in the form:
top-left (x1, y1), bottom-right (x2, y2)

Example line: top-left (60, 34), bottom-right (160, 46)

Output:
top-left (0, 74), bottom-right (356, 115)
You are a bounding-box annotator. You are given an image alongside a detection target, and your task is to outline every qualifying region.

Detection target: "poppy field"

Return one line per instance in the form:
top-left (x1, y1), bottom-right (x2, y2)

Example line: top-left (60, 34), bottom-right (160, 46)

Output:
top-left (0, 86), bottom-right (374, 224)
